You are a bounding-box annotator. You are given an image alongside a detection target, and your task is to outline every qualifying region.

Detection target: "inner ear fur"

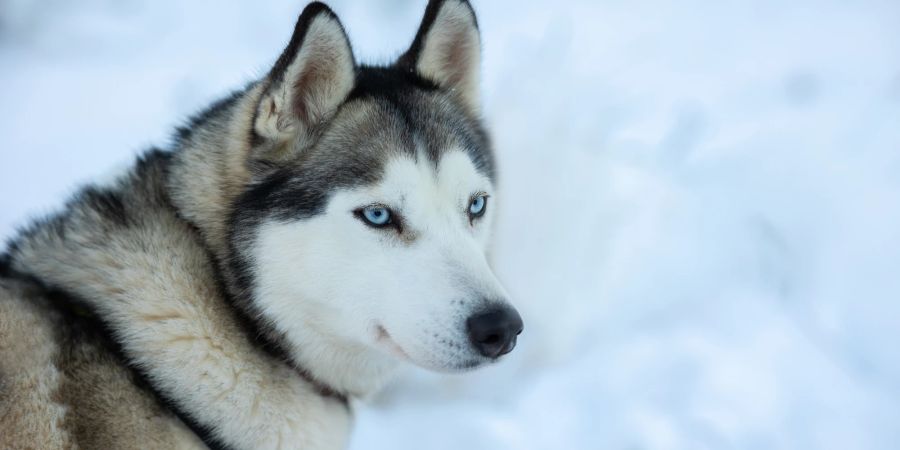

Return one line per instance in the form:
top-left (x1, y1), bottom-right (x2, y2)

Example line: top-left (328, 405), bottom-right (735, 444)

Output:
top-left (253, 2), bottom-right (356, 150)
top-left (398, 0), bottom-right (482, 114)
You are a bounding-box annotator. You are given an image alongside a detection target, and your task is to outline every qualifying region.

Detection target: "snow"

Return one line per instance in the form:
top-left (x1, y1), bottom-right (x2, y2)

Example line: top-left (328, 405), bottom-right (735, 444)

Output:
top-left (2, 1), bottom-right (899, 449)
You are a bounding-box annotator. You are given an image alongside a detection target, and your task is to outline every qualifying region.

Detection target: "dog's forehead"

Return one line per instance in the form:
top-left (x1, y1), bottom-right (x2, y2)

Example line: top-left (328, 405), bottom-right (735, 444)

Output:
top-left (376, 149), bottom-right (490, 199)
top-left (239, 67), bottom-right (495, 222)
top-left (301, 66), bottom-right (494, 183)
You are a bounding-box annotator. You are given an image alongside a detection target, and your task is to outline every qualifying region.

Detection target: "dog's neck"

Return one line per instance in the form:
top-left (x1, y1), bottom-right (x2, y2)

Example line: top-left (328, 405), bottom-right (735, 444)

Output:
top-left (286, 324), bottom-right (401, 398)
top-left (167, 82), bottom-right (264, 264)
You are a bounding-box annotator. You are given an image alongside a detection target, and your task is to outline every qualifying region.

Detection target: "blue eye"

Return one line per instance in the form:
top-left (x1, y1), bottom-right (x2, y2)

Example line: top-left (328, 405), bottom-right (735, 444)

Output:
top-left (469, 194), bottom-right (488, 218)
top-left (360, 205), bottom-right (392, 227)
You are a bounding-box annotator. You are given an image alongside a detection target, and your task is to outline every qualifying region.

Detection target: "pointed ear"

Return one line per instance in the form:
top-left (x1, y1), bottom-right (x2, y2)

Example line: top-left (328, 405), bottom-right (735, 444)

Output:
top-left (398, 0), bottom-right (481, 114)
top-left (254, 3), bottom-right (355, 148)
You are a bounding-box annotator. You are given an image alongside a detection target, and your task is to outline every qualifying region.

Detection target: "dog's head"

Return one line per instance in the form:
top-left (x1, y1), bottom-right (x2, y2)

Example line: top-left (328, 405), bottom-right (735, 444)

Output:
top-left (183, 0), bottom-right (522, 391)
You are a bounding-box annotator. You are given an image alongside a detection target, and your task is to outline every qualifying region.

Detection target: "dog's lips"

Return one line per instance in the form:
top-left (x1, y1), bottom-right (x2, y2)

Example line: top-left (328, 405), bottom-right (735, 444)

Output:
top-left (375, 324), bottom-right (411, 361)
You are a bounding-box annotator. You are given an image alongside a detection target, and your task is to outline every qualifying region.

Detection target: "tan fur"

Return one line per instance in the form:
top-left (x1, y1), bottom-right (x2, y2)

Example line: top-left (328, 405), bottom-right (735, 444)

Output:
top-left (0, 276), bottom-right (203, 450)
top-left (0, 278), bottom-right (74, 450)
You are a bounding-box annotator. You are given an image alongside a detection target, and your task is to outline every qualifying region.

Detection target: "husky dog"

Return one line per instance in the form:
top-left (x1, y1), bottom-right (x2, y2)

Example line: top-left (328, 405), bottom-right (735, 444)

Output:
top-left (0, 0), bottom-right (522, 448)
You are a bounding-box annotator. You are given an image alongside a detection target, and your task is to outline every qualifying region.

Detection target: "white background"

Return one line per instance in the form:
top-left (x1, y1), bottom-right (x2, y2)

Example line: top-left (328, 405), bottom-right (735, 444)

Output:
top-left (2, 1), bottom-right (899, 449)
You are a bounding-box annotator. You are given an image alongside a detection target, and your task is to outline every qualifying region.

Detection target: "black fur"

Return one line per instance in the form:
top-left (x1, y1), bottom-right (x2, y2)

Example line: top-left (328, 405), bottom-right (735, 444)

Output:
top-left (351, 65), bottom-right (494, 180)
top-left (80, 187), bottom-right (131, 227)
top-left (348, 65), bottom-right (440, 101)
top-left (0, 252), bottom-right (10, 278)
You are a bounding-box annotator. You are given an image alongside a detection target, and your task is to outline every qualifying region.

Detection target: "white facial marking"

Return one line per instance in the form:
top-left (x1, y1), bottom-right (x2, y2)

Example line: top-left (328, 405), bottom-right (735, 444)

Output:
top-left (252, 149), bottom-right (514, 394)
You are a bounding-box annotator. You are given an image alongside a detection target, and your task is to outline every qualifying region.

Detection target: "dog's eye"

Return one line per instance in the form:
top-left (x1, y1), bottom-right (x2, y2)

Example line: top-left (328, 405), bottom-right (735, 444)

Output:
top-left (356, 205), bottom-right (395, 229)
top-left (468, 194), bottom-right (488, 219)
top-left (360, 206), bottom-right (391, 226)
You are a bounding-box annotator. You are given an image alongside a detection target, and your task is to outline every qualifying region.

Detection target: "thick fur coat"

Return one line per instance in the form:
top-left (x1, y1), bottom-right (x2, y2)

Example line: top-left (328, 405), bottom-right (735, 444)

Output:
top-left (0, 1), bottom-right (521, 449)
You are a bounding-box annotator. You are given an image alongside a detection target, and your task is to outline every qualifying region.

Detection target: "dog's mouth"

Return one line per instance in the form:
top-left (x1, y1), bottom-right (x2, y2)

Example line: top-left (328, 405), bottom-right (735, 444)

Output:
top-left (374, 324), bottom-right (490, 372)
top-left (375, 324), bottom-right (411, 361)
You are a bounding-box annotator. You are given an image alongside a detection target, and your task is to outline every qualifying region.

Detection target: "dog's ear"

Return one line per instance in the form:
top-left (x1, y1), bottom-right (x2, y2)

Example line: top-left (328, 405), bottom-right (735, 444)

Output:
top-left (398, 0), bottom-right (481, 114)
top-left (254, 2), bottom-right (355, 149)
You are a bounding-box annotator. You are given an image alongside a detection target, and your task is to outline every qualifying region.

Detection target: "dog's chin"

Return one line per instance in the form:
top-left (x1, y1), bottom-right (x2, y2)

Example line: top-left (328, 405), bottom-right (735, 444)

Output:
top-left (402, 356), bottom-right (490, 374)
top-left (373, 325), bottom-right (489, 373)
top-left (430, 358), bottom-right (490, 373)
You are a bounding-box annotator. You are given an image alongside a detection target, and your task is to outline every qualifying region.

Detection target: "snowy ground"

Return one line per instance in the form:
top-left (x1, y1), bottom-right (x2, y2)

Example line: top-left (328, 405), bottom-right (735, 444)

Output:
top-left (2, 1), bottom-right (900, 449)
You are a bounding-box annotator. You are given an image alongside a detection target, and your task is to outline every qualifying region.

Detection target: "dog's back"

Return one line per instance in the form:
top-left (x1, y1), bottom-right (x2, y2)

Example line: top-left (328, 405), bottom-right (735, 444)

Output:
top-left (0, 266), bottom-right (203, 449)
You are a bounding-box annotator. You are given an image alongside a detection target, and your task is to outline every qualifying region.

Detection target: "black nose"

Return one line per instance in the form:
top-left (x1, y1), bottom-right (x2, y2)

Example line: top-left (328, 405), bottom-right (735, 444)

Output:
top-left (466, 305), bottom-right (524, 358)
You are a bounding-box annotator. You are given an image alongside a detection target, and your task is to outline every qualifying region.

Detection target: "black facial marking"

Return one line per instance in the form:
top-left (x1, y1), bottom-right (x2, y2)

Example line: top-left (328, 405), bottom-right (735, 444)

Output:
top-left (350, 65), bottom-right (496, 181)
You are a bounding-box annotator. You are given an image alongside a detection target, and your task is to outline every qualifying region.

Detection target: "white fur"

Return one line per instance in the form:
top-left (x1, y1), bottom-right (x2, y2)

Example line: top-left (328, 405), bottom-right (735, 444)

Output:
top-left (254, 150), bottom-right (510, 397)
